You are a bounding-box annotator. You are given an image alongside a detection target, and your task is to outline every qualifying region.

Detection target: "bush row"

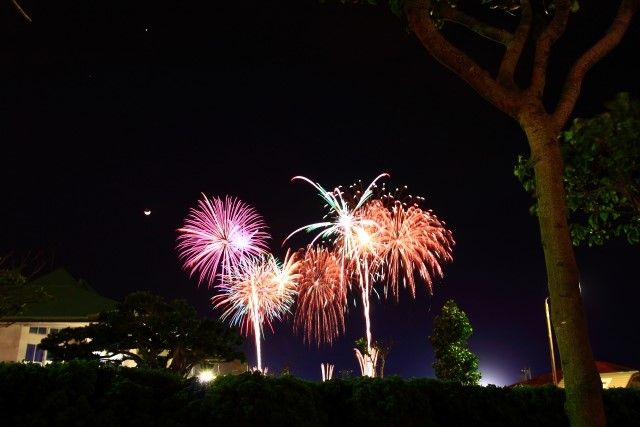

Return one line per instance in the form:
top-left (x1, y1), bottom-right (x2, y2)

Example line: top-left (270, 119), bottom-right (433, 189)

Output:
top-left (1, 361), bottom-right (639, 426)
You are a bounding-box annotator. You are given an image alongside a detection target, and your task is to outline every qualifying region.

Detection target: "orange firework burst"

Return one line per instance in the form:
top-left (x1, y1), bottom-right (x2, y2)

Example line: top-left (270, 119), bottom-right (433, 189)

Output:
top-left (365, 198), bottom-right (454, 299)
top-left (294, 246), bottom-right (346, 346)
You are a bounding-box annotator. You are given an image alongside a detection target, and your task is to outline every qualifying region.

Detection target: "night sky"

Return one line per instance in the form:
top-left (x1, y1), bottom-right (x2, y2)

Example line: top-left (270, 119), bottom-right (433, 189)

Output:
top-left (2, 0), bottom-right (639, 385)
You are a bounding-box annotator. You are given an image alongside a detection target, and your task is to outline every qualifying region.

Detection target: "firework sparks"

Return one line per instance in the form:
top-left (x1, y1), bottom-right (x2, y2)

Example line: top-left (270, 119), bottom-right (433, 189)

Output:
top-left (285, 173), bottom-right (388, 260)
top-left (176, 194), bottom-right (270, 287)
top-left (287, 174), bottom-right (389, 373)
top-left (213, 250), bottom-right (300, 372)
top-left (294, 246), bottom-right (345, 346)
top-left (354, 347), bottom-right (379, 378)
top-left (321, 363), bottom-right (334, 381)
top-left (288, 174), bottom-right (454, 377)
top-left (365, 198), bottom-right (454, 299)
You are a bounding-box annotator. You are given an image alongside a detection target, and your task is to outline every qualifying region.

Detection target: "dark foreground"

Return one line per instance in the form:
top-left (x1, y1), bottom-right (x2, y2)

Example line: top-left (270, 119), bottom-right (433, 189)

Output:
top-left (1, 361), bottom-right (639, 426)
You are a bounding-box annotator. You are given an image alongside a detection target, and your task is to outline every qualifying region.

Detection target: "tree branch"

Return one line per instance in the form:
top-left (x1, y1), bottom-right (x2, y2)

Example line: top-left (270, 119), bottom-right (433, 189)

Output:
top-left (11, 0), bottom-right (32, 23)
top-left (114, 349), bottom-right (145, 366)
top-left (554, 1), bottom-right (639, 128)
top-left (405, 0), bottom-right (519, 117)
top-left (439, 3), bottom-right (513, 46)
top-left (497, 0), bottom-right (532, 87)
top-left (529, 0), bottom-right (571, 99)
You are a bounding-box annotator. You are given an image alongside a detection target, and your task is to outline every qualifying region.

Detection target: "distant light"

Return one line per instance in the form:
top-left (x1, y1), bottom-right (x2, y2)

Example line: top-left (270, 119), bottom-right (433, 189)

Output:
top-left (198, 370), bottom-right (215, 383)
top-left (480, 366), bottom-right (512, 387)
top-left (144, 209), bottom-right (152, 216)
top-left (144, 27), bottom-right (148, 32)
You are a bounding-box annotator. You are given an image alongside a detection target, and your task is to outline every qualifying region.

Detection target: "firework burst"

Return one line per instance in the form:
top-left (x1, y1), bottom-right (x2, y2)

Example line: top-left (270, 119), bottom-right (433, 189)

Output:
top-left (294, 246), bottom-right (345, 346)
top-left (213, 250), bottom-right (300, 371)
top-left (365, 198), bottom-right (454, 299)
top-left (285, 174), bottom-right (388, 259)
top-left (176, 194), bottom-right (270, 287)
top-left (285, 173), bottom-right (388, 296)
top-left (288, 174), bottom-right (454, 377)
top-left (287, 174), bottom-right (389, 375)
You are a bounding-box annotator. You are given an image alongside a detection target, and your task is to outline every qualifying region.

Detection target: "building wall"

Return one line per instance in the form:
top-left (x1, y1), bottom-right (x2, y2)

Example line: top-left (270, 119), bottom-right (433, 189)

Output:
top-left (599, 371), bottom-right (640, 388)
top-left (216, 359), bottom-right (248, 375)
top-left (0, 321), bottom-right (89, 363)
top-left (558, 371), bottom-right (640, 389)
top-left (0, 324), bottom-right (23, 362)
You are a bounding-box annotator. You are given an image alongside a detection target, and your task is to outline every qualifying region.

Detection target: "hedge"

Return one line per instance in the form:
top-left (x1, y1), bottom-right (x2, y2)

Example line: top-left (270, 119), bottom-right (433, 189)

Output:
top-left (1, 361), bottom-right (639, 426)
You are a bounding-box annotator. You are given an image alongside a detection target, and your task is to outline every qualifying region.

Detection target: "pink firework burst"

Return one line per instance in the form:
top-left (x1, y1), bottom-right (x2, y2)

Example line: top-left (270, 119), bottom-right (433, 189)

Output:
top-left (213, 250), bottom-right (300, 372)
top-left (294, 246), bottom-right (346, 347)
top-left (176, 194), bottom-right (270, 288)
top-left (365, 198), bottom-right (454, 299)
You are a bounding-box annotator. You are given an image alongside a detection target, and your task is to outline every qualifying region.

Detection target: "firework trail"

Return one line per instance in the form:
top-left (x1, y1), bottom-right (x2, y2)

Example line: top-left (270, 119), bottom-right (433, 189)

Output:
top-left (176, 194), bottom-right (270, 287)
top-left (294, 246), bottom-right (345, 346)
top-left (212, 250), bottom-right (300, 371)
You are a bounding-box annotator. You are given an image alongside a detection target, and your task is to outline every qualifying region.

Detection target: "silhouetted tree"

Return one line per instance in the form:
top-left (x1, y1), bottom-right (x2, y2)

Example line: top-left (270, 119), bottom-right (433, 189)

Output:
top-left (429, 300), bottom-right (480, 385)
top-left (40, 291), bottom-right (244, 377)
top-left (373, 339), bottom-right (393, 378)
top-left (0, 253), bottom-right (49, 319)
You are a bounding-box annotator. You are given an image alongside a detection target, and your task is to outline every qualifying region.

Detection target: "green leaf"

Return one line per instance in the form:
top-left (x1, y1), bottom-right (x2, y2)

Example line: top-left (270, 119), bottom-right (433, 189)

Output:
top-left (516, 92), bottom-right (640, 247)
top-left (571, 0), bottom-right (580, 13)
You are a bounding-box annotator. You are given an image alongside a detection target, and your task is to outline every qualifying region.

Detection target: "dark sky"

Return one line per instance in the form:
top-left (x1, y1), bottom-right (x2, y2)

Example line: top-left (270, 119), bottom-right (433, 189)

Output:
top-left (2, 0), bottom-right (639, 385)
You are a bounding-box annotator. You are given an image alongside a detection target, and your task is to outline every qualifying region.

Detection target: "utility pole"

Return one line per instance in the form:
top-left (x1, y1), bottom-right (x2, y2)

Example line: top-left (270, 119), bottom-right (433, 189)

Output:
top-left (545, 296), bottom-right (558, 386)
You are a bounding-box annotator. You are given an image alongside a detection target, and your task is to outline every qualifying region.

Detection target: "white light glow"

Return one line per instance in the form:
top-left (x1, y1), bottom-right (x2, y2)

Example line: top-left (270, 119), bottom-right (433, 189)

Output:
top-left (198, 370), bottom-right (216, 383)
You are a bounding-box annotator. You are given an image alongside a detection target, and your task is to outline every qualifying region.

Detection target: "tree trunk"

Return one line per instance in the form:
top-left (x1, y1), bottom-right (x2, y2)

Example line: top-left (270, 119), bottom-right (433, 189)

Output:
top-left (519, 106), bottom-right (605, 427)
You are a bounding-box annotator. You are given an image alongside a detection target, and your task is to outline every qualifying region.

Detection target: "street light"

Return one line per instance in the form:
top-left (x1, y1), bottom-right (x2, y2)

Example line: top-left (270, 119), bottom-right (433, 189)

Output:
top-left (545, 296), bottom-right (558, 386)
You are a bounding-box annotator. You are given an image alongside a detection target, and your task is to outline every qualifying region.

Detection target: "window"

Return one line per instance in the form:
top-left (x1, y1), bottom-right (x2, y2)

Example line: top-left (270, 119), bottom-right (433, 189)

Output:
top-left (50, 328), bottom-right (59, 334)
top-left (29, 327), bottom-right (48, 335)
top-left (24, 344), bottom-right (45, 363)
top-left (25, 344), bottom-right (35, 360)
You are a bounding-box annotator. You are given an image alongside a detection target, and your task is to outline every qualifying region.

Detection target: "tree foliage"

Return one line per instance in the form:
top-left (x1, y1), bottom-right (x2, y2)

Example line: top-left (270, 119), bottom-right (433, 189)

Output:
top-left (515, 92), bottom-right (640, 246)
top-left (373, 339), bottom-right (393, 378)
top-left (39, 291), bottom-right (244, 376)
top-left (0, 253), bottom-right (49, 319)
top-left (429, 300), bottom-right (481, 385)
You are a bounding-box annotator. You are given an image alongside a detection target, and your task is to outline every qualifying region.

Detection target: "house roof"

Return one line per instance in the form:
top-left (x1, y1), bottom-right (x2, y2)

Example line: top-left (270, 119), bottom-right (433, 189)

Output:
top-left (1, 268), bottom-right (117, 322)
top-left (512, 361), bottom-right (638, 387)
